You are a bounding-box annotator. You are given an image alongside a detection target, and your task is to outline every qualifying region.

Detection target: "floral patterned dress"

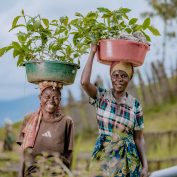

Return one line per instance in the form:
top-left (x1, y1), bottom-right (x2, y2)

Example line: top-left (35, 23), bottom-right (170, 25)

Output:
top-left (90, 87), bottom-right (144, 177)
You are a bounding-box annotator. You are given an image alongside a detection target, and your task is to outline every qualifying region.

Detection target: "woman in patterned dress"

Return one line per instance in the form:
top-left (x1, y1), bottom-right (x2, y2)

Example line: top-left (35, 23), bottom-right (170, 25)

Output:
top-left (81, 44), bottom-right (148, 177)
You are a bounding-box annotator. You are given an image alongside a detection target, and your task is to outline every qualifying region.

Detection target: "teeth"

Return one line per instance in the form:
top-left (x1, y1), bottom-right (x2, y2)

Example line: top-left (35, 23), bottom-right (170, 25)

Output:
top-left (47, 104), bottom-right (55, 109)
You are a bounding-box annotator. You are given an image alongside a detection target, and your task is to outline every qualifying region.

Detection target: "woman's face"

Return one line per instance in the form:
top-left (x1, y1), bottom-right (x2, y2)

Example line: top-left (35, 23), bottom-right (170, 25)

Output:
top-left (111, 70), bottom-right (130, 92)
top-left (40, 87), bottom-right (61, 113)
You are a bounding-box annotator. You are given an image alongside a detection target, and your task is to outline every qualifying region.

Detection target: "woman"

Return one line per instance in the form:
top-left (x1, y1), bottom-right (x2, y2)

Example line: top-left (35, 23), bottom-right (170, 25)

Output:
top-left (3, 121), bottom-right (15, 151)
top-left (17, 81), bottom-right (74, 177)
top-left (81, 44), bottom-right (148, 177)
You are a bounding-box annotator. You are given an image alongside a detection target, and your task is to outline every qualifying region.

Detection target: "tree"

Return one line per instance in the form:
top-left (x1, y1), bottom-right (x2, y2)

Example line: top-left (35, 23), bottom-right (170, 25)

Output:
top-left (142, 0), bottom-right (177, 63)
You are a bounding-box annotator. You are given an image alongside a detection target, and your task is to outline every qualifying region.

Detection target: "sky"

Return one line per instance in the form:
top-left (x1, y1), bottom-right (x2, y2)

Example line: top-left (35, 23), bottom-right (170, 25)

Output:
top-left (0, 0), bottom-right (175, 102)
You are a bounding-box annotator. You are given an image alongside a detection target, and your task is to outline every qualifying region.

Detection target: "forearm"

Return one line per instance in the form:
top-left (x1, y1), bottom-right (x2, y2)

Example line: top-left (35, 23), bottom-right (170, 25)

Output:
top-left (18, 151), bottom-right (25, 177)
top-left (81, 51), bottom-right (95, 86)
top-left (63, 151), bottom-right (72, 169)
top-left (80, 45), bottom-right (97, 98)
top-left (135, 137), bottom-right (148, 169)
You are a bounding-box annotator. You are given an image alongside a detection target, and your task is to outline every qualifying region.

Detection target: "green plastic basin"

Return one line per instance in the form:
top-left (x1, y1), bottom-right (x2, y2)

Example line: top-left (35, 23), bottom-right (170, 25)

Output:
top-left (24, 60), bottom-right (80, 85)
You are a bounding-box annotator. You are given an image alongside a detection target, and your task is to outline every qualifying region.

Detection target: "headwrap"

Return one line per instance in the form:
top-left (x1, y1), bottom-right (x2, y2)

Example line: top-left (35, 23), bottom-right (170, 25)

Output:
top-left (110, 62), bottom-right (134, 79)
top-left (21, 81), bottom-right (63, 150)
top-left (39, 81), bottom-right (63, 94)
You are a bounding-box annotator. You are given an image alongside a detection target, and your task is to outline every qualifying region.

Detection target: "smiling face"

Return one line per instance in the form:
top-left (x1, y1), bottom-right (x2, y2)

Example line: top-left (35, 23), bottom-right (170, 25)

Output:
top-left (111, 70), bottom-right (130, 93)
top-left (40, 87), bottom-right (61, 114)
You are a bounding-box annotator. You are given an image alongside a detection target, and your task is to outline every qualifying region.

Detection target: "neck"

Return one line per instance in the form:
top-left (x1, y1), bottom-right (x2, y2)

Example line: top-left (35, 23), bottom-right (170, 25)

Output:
top-left (42, 110), bottom-right (60, 121)
top-left (112, 89), bottom-right (126, 99)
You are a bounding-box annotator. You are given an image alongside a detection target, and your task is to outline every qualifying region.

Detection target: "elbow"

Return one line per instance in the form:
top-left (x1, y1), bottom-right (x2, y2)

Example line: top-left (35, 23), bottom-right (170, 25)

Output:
top-left (80, 80), bottom-right (89, 89)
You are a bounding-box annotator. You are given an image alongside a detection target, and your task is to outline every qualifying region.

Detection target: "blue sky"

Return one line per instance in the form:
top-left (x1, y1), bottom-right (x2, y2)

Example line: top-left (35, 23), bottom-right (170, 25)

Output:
top-left (0, 0), bottom-right (174, 101)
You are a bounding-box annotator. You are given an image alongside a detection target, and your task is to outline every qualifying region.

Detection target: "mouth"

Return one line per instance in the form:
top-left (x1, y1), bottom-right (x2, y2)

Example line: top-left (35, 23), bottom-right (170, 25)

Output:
top-left (114, 83), bottom-right (124, 87)
top-left (46, 103), bottom-right (56, 110)
top-left (113, 83), bottom-right (125, 91)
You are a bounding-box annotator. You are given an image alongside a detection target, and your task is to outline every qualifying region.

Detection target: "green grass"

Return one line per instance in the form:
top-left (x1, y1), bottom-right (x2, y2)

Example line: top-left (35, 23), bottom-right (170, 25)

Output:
top-left (0, 149), bottom-right (20, 176)
top-left (144, 100), bottom-right (177, 132)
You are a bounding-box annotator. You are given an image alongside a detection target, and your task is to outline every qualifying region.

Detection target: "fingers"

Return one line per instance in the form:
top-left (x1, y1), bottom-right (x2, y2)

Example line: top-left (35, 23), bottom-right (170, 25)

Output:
top-left (141, 172), bottom-right (148, 177)
top-left (90, 44), bottom-right (97, 53)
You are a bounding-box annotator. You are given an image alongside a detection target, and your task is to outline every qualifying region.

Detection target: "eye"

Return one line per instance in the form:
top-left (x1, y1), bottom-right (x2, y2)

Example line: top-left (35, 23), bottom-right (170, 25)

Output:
top-left (54, 96), bottom-right (59, 100)
top-left (112, 74), bottom-right (118, 78)
top-left (43, 95), bottom-right (50, 99)
top-left (121, 74), bottom-right (128, 78)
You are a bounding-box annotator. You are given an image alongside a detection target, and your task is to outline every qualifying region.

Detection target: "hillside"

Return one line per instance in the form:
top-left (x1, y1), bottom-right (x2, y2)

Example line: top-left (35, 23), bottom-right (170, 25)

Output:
top-left (0, 94), bottom-right (39, 127)
top-left (0, 93), bottom-right (69, 127)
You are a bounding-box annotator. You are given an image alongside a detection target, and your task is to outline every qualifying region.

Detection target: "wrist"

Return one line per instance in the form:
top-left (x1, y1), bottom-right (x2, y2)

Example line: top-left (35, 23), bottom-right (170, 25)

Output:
top-left (142, 165), bottom-right (148, 170)
top-left (89, 52), bottom-right (96, 58)
top-left (90, 50), bottom-right (96, 54)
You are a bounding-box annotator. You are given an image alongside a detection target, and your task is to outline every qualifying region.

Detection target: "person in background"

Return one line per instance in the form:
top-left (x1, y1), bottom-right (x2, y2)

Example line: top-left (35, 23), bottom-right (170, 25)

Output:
top-left (81, 44), bottom-right (148, 177)
top-left (3, 119), bottom-right (15, 151)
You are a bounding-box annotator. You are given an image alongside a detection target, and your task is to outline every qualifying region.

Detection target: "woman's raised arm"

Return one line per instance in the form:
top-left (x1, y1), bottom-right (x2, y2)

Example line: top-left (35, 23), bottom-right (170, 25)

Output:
top-left (81, 44), bottom-right (97, 99)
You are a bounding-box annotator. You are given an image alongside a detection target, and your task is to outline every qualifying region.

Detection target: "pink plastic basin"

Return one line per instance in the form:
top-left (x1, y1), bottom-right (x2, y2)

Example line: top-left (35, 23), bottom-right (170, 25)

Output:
top-left (97, 39), bottom-right (150, 66)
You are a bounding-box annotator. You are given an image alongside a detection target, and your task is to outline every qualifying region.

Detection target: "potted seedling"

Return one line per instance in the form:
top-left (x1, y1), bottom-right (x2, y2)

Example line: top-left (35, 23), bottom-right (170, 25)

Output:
top-left (0, 10), bottom-right (86, 85)
top-left (71, 7), bottom-right (160, 66)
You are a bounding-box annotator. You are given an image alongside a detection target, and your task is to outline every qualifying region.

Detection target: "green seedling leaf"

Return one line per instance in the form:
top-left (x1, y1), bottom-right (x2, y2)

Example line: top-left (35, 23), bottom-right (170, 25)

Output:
top-left (143, 17), bottom-right (150, 30)
top-left (0, 47), bottom-right (7, 57)
top-left (129, 18), bottom-right (138, 25)
top-left (60, 16), bottom-right (69, 26)
top-left (12, 16), bottom-right (21, 29)
top-left (17, 55), bottom-right (24, 66)
top-left (148, 26), bottom-right (160, 36)
top-left (42, 18), bottom-right (49, 28)
top-left (12, 41), bottom-right (21, 50)
top-left (75, 12), bottom-right (83, 17)
top-left (142, 31), bottom-right (151, 42)
top-left (21, 9), bottom-right (24, 16)
top-left (97, 7), bottom-right (111, 13)
top-left (125, 28), bottom-right (132, 33)
top-left (119, 8), bottom-right (131, 13)
top-left (9, 24), bottom-right (25, 32)
top-left (86, 12), bottom-right (97, 19)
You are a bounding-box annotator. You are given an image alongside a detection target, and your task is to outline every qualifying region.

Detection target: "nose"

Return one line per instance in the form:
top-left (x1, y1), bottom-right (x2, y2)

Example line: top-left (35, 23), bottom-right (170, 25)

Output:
top-left (118, 77), bottom-right (123, 82)
top-left (116, 75), bottom-right (123, 82)
top-left (48, 96), bottom-right (55, 102)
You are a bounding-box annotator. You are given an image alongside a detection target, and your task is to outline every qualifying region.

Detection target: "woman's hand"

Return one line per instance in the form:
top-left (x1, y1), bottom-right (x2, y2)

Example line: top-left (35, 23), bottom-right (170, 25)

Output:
top-left (90, 44), bottom-right (97, 54)
top-left (141, 167), bottom-right (148, 177)
top-left (134, 130), bottom-right (148, 177)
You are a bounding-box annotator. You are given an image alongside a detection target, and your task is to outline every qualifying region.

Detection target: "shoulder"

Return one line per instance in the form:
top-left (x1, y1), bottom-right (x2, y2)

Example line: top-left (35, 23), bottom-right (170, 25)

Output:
top-left (96, 87), bottom-right (108, 97)
top-left (23, 112), bottom-right (36, 125)
top-left (63, 115), bottom-right (74, 124)
top-left (22, 112), bottom-right (35, 123)
top-left (126, 93), bottom-right (142, 108)
top-left (97, 86), bottom-right (107, 93)
top-left (98, 87), bottom-right (112, 98)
